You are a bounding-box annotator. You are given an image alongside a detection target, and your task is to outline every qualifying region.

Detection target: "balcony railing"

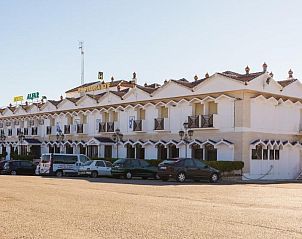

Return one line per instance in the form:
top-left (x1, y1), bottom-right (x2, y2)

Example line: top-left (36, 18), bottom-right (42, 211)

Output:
top-left (154, 118), bottom-right (164, 130)
top-left (99, 122), bottom-right (106, 133)
top-left (64, 125), bottom-right (71, 134)
top-left (188, 116), bottom-right (199, 128)
top-left (46, 126), bottom-right (52, 135)
top-left (17, 128), bottom-right (22, 136)
top-left (76, 124), bottom-right (84, 134)
top-left (107, 122), bottom-right (115, 132)
top-left (133, 120), bottom-right (142, 132)
top-left (201, 114), bottom-right (213, 128)
top-left (188, 114), bottom-right (214, 128)
top-left (31, 127), bottom-right (38, 136)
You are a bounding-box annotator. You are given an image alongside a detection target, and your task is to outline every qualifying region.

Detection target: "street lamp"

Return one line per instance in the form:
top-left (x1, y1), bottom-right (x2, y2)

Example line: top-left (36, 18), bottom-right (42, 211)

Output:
top-left (0, 131), bottom-right (6, 160)
top-left (18, 132), bottom-right (25, 143)
top-left (56, 129), bottom-right (64, 153)
top-left (0, 131), bottom-right (6, 143)
top-left (178, 122), bottom-right (194, 158)
top-left (112, 128), bottom-right (123, 159)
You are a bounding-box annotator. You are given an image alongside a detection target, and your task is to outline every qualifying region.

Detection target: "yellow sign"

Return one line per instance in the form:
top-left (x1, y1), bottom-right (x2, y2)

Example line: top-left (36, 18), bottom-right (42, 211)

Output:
top-left (14, 96), bottom-right (24, 102)
top-left (78, 83), bottom-right (110, 93)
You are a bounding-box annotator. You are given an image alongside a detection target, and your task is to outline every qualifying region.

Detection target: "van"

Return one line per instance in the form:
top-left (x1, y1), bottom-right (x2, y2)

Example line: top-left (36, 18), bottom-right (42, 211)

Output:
top-left (37, 153), bottom-right (90, 177)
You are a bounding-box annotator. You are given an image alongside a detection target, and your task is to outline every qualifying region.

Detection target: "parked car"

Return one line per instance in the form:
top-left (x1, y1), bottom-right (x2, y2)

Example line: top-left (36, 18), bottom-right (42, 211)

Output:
top-left (1, 160), bottom-right (37, 176)
top-left (158, 158), bottom-right (220, 183)
top-left (0, 160), bottom-right (6, 171)
top-left (111, 158), bottom-right (159, 179)
top-left (78, 160), bottom-right (112, 178)
top-left (36, 153), bottom-right (90, 177)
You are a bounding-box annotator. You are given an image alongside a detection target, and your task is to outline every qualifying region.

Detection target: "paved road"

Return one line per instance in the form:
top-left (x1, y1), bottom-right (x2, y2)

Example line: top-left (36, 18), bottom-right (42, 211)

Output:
top-left (0, 176), bottom-right (301, 239)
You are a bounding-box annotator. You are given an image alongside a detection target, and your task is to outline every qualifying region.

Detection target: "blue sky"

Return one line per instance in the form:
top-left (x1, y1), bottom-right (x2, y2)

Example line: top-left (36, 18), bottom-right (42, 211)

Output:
top-left (1, 0), bottom-right (302, 106)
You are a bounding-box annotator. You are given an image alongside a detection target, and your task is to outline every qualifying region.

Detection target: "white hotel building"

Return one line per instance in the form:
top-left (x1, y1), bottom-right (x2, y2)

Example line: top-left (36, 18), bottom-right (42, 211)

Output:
top-left (0, 63), bottom-right (302, 180)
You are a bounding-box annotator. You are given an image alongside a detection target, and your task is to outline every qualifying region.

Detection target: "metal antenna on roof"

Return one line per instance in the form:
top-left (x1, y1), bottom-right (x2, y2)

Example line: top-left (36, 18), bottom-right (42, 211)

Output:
top-left (79, 41), bottom-right (84, 85)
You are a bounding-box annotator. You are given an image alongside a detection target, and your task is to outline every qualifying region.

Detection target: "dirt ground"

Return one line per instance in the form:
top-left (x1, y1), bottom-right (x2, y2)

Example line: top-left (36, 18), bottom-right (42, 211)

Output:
top-left (0, 176), bottom-right (301, 239)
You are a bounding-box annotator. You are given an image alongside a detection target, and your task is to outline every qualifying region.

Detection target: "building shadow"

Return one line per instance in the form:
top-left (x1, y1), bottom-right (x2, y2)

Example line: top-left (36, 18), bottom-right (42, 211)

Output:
top-left (39, 175), bottom-right (302, 186)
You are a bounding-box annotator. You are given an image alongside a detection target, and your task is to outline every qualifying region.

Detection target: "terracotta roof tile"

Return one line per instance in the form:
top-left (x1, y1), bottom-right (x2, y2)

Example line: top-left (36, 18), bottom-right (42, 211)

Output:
top-left (277, 79), bottom-right (297, 87)
top-left (136, 85), bottom-right (158, 94)
top-left (48, 100), bottom-right (63, 107)
top-left (219, 71), bottom-right (264, 82)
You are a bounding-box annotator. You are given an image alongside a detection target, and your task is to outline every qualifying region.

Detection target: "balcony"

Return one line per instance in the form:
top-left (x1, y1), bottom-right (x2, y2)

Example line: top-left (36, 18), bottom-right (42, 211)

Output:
top-left (64, 125), bottom-right (71, 134)
top-left (154, 118), bottom-right (165, 131)
top-left (188, 116), bottom-right (200, 128)
top-left (77, 124), bottom-right (84, 134)
top-left (107, 122), bottom-right (115, 132)
top-left (7, 129), bottom-right (13, 137)
top-left (31, 127), bottom-right (38, 136)
top-left (188, 114), bottom-right (214, 129)
top-left (99, 122), bottom-right (106, 133)
top-left (46, 126), bottom-right (52, 135)
top-left (133, 120), bottom-right (143, 132)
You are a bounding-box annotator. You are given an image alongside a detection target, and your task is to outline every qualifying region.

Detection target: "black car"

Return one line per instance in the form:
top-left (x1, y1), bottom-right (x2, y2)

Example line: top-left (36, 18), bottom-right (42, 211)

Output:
top-left (158, 158), bottom-right (220, 183)
top-left (1, 160), bottom-right (36, 176)
top-left (111, 158), bottom-right (158, 179)
top-left (0, 160), bottom-right (6, 171)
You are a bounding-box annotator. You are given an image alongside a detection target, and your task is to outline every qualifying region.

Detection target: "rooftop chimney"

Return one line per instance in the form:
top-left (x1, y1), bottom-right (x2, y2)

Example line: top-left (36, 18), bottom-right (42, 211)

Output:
top-left (262, 62), bottom-right (267, 72)
top-left (132, 72), bottom-right (136, 79)
top-left (205, 72), bottom-right (210, 78)
top-left (60, 95), bottom-right (63, 101)
top-left (111, 76), bottom-right (114, 82)
top-left (245, 66), bottom-right (250, 75)
top-left (269, 72), bottom-right (274, 78)
top-left (194, 75), bottom-right (198, 81)
top-left (288, 69), bottom-right (293, 79)
top-left (144, 83), bottom-right (148, 87)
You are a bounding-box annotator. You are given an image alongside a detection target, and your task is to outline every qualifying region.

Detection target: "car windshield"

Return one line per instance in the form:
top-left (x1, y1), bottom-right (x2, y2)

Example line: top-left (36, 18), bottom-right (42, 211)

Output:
top-left (161, 159), bottom-right (180, 165)
top-left (83, 161), bottom-right (93, 166)
top-left (113, 159), bottom-right (127, 165)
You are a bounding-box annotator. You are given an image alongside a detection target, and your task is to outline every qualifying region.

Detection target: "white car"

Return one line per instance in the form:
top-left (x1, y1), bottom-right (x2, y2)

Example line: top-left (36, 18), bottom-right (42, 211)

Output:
top-left (78, 160), bottom-right (112, 178)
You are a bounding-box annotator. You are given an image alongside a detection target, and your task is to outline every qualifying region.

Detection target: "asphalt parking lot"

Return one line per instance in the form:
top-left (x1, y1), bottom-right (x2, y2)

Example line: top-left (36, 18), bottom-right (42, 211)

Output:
top-left (0, 176), bottom-right (301, 239)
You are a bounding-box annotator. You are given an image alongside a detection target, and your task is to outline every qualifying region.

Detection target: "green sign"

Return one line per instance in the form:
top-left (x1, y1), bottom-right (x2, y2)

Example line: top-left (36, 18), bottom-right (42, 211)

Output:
top-left (27, 92), bottom-right (40, 100)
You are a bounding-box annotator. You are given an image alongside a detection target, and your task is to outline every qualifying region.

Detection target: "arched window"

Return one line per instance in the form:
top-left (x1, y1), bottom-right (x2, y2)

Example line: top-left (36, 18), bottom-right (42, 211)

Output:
top-left (204, 143), bottom-right (217, 161)
top-left (252, 145), bottom-right (262, 160)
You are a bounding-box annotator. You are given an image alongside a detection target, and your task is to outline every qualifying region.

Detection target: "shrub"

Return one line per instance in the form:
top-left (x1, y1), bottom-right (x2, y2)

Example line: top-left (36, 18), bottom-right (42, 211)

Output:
top-left (204, 161), bottom-right (244, 172)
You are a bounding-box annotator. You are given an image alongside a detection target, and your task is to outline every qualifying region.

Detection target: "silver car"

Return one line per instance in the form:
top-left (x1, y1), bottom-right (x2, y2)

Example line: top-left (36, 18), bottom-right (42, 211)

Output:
top-left (78, 160), bottom-right (112, 178)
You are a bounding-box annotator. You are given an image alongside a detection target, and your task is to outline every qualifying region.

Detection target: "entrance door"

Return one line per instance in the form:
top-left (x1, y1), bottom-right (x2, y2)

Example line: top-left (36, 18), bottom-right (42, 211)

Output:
top-left (157, 145), bottom-right (167, 160)
top-left (127, 144), bottom-right (135, 158)
top-left (30, 145), bottom-right (41, 159)
top-left (104, 145), bottom-right (112, 159)
top-left (169, 145), bottom-right (179, 158)
top-left (205, 143), bottom-right (217, 161)
top-left (136, 145), bottom-right (145, 159)
top-left (192, 145), bottom-right (203, 160)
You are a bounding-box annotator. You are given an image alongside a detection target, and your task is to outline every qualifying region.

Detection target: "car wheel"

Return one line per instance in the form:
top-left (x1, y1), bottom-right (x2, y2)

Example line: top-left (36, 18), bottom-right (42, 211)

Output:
top-left (125, 172), bottom-right (132, 179)
top-left (210, 173), bottom-right (219, 183)
top-left (56, 170), bottom-right (63, 178)
top-left (11, 170), bottom-right (17, 176)
top-left (176, 172), bottom-right (186, 183)
top-left (91, 171), bottom-right (98, 178)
